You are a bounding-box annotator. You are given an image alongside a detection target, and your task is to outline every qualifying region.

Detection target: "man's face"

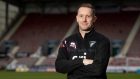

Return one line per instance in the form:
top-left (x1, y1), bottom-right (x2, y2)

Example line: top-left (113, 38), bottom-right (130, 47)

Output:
top-left (76, 7), bottom-right (97, 31)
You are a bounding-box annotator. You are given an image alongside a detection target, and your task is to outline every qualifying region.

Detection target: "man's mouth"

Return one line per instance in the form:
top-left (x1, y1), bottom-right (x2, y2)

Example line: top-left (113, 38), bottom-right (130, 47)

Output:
top-left (82, 23), bottom-right (88, 26)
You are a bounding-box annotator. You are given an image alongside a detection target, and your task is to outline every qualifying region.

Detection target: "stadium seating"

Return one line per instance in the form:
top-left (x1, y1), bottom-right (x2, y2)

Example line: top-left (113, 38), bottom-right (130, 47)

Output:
top-left (41, 57), bottom-right (56, 66)
top-left (0, 58), bottom-right (12, 69)
top-left (108, 57), bottom-right (126, 66)
top-left (127, 29), bottom-right (140, 57)
top-left (16, 57), bottom-right (38, 67)
top-left (95, 11), bottom-right (139, 57)
top-left (10, 13), bottom-right (75, 54)
top-left (95, 11), bottom-right (139, 40)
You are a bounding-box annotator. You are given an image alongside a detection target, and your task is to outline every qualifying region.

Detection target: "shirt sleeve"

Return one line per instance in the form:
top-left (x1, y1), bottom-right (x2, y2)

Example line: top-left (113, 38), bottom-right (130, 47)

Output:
top-left (55, 40), bottom-right (84, 74)
top-left (84, 40), bottom-right (111, 76)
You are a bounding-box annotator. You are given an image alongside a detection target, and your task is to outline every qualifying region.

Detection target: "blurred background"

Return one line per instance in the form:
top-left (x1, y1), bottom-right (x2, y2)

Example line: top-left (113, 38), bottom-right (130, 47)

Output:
top-left (0, 0), bottom-right (140, 79)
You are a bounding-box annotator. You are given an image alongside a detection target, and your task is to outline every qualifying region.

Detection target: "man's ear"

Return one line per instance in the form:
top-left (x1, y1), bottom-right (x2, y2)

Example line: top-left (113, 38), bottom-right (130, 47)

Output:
top-left (93, 16), bottom-right (97, 23)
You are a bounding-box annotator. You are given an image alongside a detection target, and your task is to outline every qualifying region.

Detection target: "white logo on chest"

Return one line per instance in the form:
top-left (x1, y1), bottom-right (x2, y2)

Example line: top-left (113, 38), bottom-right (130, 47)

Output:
top-left (72, 52), bottom-right (87, 60)
top-left (70, 42), bottom-right (76, 49)
top-left (89, 41), bottom-right (96, 47)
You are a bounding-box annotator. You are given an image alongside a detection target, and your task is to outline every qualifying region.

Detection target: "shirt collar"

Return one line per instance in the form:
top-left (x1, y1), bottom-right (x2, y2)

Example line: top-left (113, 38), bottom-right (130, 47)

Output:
top-left (77, 27), bottom-right (95, 39)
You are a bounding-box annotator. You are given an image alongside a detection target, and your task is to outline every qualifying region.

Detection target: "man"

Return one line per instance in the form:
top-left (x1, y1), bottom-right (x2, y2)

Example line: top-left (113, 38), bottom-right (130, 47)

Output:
top-left (55, 3), bottom-right (110, 79)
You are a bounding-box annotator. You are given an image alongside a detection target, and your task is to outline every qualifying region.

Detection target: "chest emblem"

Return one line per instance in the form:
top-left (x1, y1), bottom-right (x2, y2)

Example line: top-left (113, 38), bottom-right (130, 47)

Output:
top-left (89, 41), bottom-right (96, 47)
top-left (70, 42), bottom-right (76, 49)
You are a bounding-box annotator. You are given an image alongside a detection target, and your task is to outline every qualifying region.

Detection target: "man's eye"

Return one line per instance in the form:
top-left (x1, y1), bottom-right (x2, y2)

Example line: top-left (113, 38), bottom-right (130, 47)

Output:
top-left (79, 15), bottom-right (83, 17)
top-left (87, 16), bottom-right (91, 18)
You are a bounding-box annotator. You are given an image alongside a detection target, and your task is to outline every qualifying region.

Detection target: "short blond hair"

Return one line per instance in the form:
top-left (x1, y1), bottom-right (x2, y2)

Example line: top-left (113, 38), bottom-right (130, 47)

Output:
top-left (77, 3), bottom-right (95, 15)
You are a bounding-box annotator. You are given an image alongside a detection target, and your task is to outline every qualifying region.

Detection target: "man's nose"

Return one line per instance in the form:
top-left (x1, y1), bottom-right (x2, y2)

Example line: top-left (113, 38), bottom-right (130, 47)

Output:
top-left (83, 17), bottom-right (87, 22)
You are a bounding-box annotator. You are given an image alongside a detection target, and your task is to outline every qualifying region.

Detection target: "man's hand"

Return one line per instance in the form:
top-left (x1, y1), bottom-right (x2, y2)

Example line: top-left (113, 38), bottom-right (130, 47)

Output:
top-left (83, 59), bottom-right (94, 65)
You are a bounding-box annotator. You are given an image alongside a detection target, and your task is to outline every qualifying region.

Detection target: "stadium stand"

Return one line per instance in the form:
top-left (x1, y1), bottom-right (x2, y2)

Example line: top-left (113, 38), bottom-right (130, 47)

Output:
top-left (127, 28), bottom-right (140, 57)
top-left (10, 13), bottom-right (75, 55)
top-left (16, 57), bottom-right (38, 67)
top-left (0, 58), bottom-right (12, 70)
top-left (108, 57), bottom-right (126, 66)
top-left (95, 12), bottom-right (139, 40)
top-left (40, 57), bottom-right (56, 67)
top-left (95, 11), bottom-right (139, 56)
top-left (6, 13), bottom-right (76, 70)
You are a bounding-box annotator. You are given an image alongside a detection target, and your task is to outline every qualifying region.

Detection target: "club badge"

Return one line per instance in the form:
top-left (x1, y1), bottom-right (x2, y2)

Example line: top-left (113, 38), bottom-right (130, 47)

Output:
top-left (89, 41), bottom-right (96, 47)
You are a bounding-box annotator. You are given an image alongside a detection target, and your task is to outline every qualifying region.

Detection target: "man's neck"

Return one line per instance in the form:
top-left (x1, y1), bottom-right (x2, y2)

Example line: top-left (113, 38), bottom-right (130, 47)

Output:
top-left (79, 30), bottom-right (90, 38)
